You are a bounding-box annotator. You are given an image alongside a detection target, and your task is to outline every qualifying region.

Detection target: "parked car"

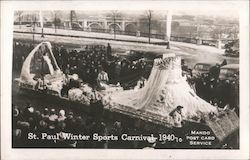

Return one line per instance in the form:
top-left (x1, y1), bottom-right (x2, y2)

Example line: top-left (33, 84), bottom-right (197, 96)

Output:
top-left (224, 40), bottom-right (239, 57)
top-left (192, 62), bottom-right (216, 77)
top-left (219, 64), bottom-right (239, 81)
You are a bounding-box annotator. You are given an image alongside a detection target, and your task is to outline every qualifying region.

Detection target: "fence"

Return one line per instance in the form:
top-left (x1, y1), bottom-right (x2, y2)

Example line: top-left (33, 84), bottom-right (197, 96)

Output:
top-left (15, 24), bottom-right (236, 48)
top-left (65, 26), bottom-right (223, 46)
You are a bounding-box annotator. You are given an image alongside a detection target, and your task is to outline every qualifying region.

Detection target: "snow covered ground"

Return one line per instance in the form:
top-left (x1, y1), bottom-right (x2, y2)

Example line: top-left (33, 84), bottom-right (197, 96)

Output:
top-left (14, 25), bottom-right (165, 43)
top-left (13, 27), bottom-right (239, 67)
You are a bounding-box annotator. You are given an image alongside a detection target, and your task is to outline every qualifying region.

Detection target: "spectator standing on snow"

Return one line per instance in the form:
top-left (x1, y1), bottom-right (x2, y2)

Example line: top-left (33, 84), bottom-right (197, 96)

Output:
top-left (107, 43), bottom-right (112, 60)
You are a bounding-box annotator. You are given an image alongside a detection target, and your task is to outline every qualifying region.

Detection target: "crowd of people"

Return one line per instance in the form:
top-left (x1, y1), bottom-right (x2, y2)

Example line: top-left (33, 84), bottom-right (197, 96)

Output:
top-left (183, 63), bottom-right (239, 116)
top-left (13, 41), bottom-right (150, 87)
top-left (12, 41), bottom-right (34, 71)
top-left (13, 103), bottom-right (106, 148)
top-left (53, 44), bottom-right (149, 87)
top-left (12, 103), bottom-right (170, 148)
top-left (13, 102), bottom-right (235, 149)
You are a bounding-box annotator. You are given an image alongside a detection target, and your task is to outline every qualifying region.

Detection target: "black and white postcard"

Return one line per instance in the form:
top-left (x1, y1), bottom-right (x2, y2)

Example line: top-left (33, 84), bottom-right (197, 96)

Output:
top-left (1, 0), bottom-right (249, 160)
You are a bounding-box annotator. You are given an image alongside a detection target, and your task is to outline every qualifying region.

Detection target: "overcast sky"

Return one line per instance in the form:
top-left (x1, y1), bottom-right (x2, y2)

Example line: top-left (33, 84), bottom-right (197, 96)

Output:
top-left (70, 10), bottom-right (239, 20)
top-left (16, 9), bottom-right (239, 23)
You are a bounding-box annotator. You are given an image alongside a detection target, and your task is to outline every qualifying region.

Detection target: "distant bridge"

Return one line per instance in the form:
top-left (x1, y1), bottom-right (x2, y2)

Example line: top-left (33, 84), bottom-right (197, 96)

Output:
top-left (64, 18), bottom-right (139, 33)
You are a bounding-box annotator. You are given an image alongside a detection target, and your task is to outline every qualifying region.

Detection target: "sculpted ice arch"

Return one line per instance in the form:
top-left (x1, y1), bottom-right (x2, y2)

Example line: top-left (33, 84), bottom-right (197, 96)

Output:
top-left (20, 42), bottom-right (62, 83)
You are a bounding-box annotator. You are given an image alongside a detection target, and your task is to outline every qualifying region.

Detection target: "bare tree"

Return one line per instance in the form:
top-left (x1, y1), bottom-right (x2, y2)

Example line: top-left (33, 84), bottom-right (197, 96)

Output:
top-left (211, 26), bottom-right (224, 39)
top-left (15, 11), bottom-right (23, 29)
top-left (53, 11), bottom-right (61, 33)
top-left (146, 10), bottom-right (153, 44)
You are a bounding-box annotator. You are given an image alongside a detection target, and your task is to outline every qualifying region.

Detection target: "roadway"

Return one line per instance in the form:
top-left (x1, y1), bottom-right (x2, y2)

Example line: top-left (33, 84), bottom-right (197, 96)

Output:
top-left (13, 27), bottom-right (239, 67)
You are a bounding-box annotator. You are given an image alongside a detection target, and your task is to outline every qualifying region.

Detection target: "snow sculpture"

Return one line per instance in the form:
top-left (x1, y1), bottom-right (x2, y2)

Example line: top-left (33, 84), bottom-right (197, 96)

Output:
top-left (16, 42), bottom-right (64, 94)
top-left (103, 54), bottom-right (218, 126)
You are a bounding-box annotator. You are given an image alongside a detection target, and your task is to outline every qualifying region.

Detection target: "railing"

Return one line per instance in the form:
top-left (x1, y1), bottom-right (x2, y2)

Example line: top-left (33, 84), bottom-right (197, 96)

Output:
top-left (54, 26), bottom-right (229, 46)
top-left (44, 25), bottom-right (167, 39)
top-left (14, 24), bottom-right (237, 48)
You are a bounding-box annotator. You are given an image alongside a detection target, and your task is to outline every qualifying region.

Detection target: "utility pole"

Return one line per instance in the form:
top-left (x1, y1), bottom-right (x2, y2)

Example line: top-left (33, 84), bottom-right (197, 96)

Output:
top-left (146, 10), bottom-right (153, 44)
top-left (32, 14), bottom-right (37, 44)
top-left (166, 10), bottom-right (172, 48)
top-left (40, 11), bottom-right (44, 38)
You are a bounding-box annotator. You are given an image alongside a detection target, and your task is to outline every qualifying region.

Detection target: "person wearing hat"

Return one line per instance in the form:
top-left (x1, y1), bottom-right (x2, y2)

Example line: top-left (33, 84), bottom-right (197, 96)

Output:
top-left (209, 63), bottom-right (220, 79)
top-left (107, 43), bottom-right (112, 60)
top-left (169, 105), bottom-right (184, 128)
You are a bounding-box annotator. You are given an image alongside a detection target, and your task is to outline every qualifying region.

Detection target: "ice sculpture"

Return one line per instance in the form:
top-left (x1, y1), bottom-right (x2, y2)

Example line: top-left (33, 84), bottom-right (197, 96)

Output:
top-left (103, 54), bottom-right (218, 126)
top-left (15, 42), bottom-right (64, 94)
